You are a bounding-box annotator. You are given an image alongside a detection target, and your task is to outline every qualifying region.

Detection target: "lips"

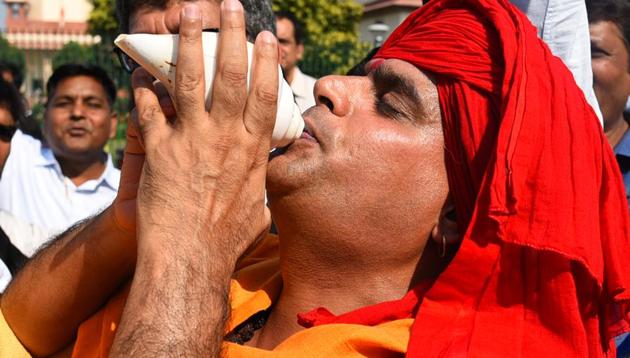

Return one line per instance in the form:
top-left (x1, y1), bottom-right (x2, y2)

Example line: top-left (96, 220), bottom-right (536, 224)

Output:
top-left (300, 125), bottom-right (318, 142)
top-left (298, 113), bottom-right (319, 144)
top-left (67, 127), bottom-right (89, 136)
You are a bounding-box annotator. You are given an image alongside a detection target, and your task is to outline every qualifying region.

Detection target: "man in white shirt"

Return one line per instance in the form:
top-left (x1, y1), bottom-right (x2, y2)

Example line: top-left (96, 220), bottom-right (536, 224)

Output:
top-left (0, 64), bottom-right (120, 247)
top-left (276, 11), bottom-right (317, 113)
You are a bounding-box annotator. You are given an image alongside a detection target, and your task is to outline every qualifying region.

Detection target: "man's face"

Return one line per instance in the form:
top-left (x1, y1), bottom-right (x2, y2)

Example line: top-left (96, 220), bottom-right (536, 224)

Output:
top-left (590, 21), bottom-right (630, 127)
top-left (267, 59), bottom-right (449, 241)
top-left (277, 18), bottom-right (304, 73)
top-left (0, 104), bottom-right (16, 174)
top-left (44, 76), bottom-right (117, 160)
top-left (129, 1), bottom-right (221, 34)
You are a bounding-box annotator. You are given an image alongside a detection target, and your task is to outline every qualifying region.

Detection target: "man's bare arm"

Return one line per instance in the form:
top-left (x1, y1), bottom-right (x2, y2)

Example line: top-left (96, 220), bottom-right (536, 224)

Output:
top-left (0, 209), bottom-right (135, 356)
top-left (110, 1), bottom-right (276, 356)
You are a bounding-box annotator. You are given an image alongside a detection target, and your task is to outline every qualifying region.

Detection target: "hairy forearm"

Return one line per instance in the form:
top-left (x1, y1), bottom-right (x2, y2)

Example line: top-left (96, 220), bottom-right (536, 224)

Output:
top-left (0, 207), bottom-right (136, 356)
top-left (110, 230), bottom-right (233, 357)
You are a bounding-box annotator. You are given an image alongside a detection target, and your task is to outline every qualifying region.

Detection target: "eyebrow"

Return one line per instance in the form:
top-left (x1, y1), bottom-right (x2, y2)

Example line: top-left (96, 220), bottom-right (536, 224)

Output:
top-left (53, 95), bottom-right (105, 103)
top-left (371, 65), bottom-right (426, 119)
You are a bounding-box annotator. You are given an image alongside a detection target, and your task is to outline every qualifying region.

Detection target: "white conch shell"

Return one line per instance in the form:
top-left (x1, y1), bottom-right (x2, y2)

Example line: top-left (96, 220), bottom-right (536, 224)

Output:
top-left (114, 33), bottom-right (304, 148)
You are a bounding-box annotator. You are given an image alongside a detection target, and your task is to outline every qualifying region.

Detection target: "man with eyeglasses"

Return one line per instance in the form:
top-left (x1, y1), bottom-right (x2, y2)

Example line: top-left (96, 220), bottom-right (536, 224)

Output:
top-left (0, 64), bottom-right (120, 257)
top-left (0, 79), bottom-right (20, 293)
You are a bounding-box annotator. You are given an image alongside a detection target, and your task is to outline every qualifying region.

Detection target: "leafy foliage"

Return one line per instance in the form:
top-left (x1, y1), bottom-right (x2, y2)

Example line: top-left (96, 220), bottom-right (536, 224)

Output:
top-left (272, 0), bottom-right (371, 77)
top-left (52, 42), bottom-right (96, 70)
top-left (0, 36), bottom-right (26, 78)
top-left (87, 0), bottom-right (119, 38)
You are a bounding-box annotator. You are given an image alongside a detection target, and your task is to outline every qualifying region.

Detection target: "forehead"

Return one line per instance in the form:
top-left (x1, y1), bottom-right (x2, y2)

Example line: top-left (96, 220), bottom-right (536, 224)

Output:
top-left (52, 76), bottom-right (108, 98)
top-left (370, 59), bottom-right (436, 93)
top-left (276, 18), bottom-right (295, 37)
top-left (129, 0), bottom-right (221, 34)
top-left (590, 21), bottom-right (626, 44)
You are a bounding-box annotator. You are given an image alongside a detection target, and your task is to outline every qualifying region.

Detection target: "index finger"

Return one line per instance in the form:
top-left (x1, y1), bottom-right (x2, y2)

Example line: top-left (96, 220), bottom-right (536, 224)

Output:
top-left (209, 0), bottom-right (249, 123)
top-left (174, 3), bottom-right (206, 126)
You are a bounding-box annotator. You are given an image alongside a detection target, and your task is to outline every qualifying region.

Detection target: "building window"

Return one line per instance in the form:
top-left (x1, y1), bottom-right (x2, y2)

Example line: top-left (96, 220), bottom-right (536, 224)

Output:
top-left (10, 3), bottom-right (20, 18)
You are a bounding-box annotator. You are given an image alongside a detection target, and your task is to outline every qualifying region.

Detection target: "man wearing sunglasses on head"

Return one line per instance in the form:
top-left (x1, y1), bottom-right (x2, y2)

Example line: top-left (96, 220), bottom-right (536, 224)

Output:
top-left (0, 65), bottom-right (121, 258)
top-left (0, 79), bottom-right (28, 293)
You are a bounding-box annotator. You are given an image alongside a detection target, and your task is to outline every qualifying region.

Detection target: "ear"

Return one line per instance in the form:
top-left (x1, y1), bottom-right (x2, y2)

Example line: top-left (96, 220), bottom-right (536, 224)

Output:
top-left (296, 43), bottom-right (305, 61)
top-left (430, 196), bottom-right (459, 246)
top-left (109, 112), bottom-right (119, 140)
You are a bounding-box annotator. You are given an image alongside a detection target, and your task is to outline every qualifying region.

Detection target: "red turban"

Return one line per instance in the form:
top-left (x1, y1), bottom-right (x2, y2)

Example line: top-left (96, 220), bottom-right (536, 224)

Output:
top-left (298, 0), bottom-right (630, 355)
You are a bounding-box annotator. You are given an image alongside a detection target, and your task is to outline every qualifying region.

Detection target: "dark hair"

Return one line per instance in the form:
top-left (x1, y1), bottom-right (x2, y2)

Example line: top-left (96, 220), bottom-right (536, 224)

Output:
top-left (115, 0), bottom-right (276, 41)
top-left (0, 61), bottom-right (24, 89)
top-left (275, 10), bottom-right (306, 45)
top-left (586, 0), bottom-right (630, 58)
top-left (0, 79), bottom-right (25, 125)
top-left (46, 64), bottom-right (116, 107)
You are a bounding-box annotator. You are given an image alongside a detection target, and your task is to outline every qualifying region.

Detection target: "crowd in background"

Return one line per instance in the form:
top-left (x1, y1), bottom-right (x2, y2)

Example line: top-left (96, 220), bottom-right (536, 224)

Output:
top-left (0, 0), bottom-right (628, 355)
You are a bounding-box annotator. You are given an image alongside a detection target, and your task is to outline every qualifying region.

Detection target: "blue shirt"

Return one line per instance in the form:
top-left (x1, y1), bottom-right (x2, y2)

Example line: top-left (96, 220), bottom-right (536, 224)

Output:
top-left (613, 119), bottom-right (630, 357)
top-left (614, 124), bottom-right (630, 206)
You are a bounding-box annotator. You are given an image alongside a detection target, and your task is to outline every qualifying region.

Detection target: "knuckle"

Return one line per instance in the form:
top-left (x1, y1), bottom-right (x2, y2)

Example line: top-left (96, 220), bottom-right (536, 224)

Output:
top-left (254, 86), bottom-right (278, 106)
top-left (219, 63), bottom-right (248, 86)
top-left (176, 72), bottom-right (203, 93)
top-left (139, 104), bottom-right (163, 123)
top-left (179, 26), bottom-right (201, 42)
top-left (213, 90), bottom-right (246, 116)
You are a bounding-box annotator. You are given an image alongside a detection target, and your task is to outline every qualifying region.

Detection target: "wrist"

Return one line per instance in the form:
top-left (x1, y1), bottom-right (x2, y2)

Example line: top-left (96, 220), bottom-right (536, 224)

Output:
top-left (136, 227), bottom-right (237, 280)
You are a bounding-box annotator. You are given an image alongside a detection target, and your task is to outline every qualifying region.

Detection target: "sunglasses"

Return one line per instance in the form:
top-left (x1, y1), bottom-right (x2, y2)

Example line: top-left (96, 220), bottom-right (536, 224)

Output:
top-left (115, 28), bottom-right (221, 74)
top-left (0, 124), bottom-right (17, 142)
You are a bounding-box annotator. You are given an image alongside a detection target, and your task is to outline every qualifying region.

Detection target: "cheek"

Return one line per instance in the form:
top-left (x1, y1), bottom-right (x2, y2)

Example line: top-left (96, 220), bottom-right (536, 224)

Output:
top-left (592, 60), bottom-right (617, 89)
top-left (336, 127), bottom-right (445, 186)
top-left (45, 113), bottom-right (66, 134)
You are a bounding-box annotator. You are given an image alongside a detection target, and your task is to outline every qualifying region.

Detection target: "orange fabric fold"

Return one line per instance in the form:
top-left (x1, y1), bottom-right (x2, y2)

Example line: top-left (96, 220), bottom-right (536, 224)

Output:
top-left (71, 235), bottom-right (413, 357)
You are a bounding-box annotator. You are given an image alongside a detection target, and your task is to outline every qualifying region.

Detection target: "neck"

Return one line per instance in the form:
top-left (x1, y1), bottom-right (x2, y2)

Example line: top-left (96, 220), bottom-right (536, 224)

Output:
top-left (56, 152), bottom-right (108, 186)
top-left (605, 115), bottom-right (629, 148)
top-left (284, 66), bottom-right (297, 85)
top-left (252, 202), bottom-right (437, 349)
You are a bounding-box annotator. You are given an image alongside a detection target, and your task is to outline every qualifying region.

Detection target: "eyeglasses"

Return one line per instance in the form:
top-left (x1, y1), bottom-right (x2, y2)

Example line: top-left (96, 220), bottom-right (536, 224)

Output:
top-left (114, 47), bottom-right (141, 74)
top-left (115, 29), bottom-right (221, 74)
top-left (0, 124), bottom-right (17, 142)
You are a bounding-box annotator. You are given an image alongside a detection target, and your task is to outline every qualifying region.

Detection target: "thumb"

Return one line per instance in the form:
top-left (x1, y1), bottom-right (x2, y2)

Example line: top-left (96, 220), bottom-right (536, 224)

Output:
top-left (113, 119), bottom-right (145, 232)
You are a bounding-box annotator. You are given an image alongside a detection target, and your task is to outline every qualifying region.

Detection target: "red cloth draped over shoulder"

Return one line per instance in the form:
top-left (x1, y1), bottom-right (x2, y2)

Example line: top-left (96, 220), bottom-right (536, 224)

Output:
top-left (299, 0), bottom-right (630, 356)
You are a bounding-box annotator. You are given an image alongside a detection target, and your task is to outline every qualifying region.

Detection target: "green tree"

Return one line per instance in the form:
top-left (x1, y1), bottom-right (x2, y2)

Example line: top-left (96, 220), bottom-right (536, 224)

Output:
top-left (0, 36), bottom-right (26, 80)
top-left (88, 0), bottom-right (119, 39)
top-left (273, 0), bottom-right (370, 77)
top-left (52, 42), bottom-right (96, 70)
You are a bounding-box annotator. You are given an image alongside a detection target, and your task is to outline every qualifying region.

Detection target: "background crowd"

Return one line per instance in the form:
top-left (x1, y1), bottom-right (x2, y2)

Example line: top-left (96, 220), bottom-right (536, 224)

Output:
top-left (0, 0), bottom-right (628, 355)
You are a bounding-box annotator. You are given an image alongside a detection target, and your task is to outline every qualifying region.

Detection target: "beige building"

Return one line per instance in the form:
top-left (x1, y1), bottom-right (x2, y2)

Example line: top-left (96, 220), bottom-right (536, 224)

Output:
top-left (2, 0), bottom-right (99, 97)
top-left (357, 0), bottom-right (421, 47)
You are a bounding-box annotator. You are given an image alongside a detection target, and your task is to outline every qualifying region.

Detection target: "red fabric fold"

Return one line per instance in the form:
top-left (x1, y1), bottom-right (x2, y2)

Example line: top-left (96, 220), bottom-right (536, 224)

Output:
top-left (301, 0), bottom-right (630, 356)
top-left (298, 281), bottom-right (432, 328)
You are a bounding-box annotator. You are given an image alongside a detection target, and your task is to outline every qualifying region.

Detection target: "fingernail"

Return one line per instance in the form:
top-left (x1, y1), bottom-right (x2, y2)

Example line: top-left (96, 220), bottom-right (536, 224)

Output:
top-left (222, 0), bottom-right (241, 11)
top-left (259, 31), bottom-right (275, 44)
top-left (183, 3), bottom-right (200, 19)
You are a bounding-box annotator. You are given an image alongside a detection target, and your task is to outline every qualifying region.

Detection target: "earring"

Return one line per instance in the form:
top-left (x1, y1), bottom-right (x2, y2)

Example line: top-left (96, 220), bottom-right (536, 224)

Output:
top-left (439, 235), bottom-right (447, 258)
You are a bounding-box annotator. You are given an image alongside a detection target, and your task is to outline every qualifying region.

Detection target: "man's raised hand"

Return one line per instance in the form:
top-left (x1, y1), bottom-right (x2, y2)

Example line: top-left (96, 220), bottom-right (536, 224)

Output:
top-left (133, 0), bottom-right (276, 274)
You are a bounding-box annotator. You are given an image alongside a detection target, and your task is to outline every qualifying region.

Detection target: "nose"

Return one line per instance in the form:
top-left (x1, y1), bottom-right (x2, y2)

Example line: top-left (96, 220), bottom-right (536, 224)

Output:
top-left (313, 76), bottom-right (352, 117)
top-left (70, 102), bottom-right (86, 121)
